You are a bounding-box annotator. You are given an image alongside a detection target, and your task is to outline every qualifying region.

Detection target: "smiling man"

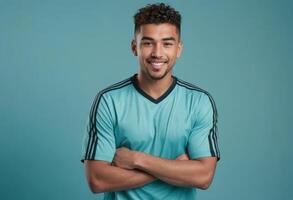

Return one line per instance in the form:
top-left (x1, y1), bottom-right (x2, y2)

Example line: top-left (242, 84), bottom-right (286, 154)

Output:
top-left (81, 3), bottom-right (220, 200)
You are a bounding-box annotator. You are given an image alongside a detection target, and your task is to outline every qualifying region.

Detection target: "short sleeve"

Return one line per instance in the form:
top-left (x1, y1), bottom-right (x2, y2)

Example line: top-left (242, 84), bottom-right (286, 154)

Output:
top-left (187, 93), bottom-right (220, 161)
top-left (81, 93), bottom-right (116, 163)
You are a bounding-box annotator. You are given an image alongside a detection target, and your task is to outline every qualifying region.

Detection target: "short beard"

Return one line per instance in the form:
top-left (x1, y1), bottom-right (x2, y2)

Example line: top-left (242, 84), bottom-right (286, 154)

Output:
top-left (146, 66), bottom-right (173, 81)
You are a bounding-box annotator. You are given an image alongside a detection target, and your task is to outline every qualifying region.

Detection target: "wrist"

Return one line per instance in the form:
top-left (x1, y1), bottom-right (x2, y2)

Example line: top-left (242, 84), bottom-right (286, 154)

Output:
top-left (133, 151), bottom-right (145, 169)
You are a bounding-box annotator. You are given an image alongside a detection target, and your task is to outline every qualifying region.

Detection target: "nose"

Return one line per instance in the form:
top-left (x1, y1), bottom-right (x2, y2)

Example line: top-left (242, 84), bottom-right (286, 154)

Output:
top-left (151, 43), bottom-right (163, 58)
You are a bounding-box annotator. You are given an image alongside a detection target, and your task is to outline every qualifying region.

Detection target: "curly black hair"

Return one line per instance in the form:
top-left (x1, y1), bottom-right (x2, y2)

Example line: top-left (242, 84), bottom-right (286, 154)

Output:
top-left (134, 3), bottom-right (181, 36)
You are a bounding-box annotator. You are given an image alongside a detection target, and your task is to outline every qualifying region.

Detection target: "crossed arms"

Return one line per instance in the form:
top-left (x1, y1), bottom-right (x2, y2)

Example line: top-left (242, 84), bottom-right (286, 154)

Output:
top-left (84, 147), bottom-right (218, 193)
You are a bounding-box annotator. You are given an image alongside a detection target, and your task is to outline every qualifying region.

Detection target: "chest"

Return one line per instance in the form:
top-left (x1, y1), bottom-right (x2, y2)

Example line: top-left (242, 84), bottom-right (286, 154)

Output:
top-left (113, 98), bottom-right (193, 157)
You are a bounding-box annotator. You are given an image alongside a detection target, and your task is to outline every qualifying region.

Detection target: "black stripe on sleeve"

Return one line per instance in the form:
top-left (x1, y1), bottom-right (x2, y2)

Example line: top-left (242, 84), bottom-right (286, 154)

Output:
top-left (83, 78), bottom-right (132, 162)
top-left (177, 79), bottom-right (220, 160)
top-left (90, 81), bottom-right (133, 159)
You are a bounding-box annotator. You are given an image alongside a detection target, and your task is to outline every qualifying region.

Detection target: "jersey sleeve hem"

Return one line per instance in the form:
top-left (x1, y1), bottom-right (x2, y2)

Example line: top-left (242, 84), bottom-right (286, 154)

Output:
top-left (189, 151), bottom-right (220, 161)
top-left (80, 154), bottom-right (114, 163)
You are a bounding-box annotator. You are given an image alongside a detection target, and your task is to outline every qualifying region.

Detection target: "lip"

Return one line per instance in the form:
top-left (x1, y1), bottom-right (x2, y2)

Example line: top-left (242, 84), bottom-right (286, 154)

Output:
top-left (148, 62), bottom-right (165, 70)
top-left (147, 59), bottom-right (167, 63)
top-left (147, 60), bottom-right (167, 65)
top-left (151, 62), bottom-right (165, 66)
top-left (146, 58), bottom-right (168, 71)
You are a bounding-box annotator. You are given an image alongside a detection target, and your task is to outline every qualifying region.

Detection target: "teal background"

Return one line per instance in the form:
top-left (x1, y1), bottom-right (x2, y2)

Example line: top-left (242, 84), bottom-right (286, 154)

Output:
top-left (0, 0), bottom-right (292, 199)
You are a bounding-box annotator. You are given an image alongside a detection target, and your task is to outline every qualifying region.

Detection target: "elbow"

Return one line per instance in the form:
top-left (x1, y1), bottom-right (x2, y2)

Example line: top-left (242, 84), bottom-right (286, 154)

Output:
top-left (84, 160), bottom-right (113, 193)
top-left (193, 172), bottom-right (214, 190)
top-left (88, 178), bottom-right (107, 193)
top-left (197, 180), bottom-right (211, 190)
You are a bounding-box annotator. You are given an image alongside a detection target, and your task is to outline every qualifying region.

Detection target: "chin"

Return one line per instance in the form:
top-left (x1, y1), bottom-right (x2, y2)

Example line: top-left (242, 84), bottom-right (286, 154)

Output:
top-left (148, 71), bottom-right (169, 80)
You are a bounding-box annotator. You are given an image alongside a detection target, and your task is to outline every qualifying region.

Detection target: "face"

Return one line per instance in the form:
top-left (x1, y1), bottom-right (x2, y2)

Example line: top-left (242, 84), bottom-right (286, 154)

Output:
top-left (132, 23), bottom-right (183, 81)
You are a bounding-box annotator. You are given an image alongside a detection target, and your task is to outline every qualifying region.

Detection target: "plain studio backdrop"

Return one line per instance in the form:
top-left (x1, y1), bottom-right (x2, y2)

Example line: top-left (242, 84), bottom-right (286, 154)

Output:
top-left (0, 0), bottom-right (292, 200)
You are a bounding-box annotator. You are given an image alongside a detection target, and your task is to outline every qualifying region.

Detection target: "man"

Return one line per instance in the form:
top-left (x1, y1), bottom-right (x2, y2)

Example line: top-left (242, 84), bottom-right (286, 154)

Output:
top-left (81, 3), bottom-right (220, 200)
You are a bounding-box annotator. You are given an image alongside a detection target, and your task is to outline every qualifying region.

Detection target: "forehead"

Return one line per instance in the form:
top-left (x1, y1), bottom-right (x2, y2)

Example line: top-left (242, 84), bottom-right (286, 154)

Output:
top-left (136, 23), bottom-right (179, 41)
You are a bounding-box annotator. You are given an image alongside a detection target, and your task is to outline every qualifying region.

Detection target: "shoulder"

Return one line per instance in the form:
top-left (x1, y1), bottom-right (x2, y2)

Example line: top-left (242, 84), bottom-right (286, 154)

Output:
top-left (175, 77), bottom-right (218, 115)
top-left (176, 77), bottom-right (214, 100)
top-left (88, 76), bottom-right (133, 113)
top-left (95, 76), bottom-right (133, 99)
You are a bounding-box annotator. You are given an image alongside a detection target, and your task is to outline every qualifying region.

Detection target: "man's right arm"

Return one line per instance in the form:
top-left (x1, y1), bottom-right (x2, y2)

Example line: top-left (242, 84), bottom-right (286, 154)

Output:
top-left (84, 154), bottom-right (189, 193)
top-left (84, 160), bottom-right (155, 193)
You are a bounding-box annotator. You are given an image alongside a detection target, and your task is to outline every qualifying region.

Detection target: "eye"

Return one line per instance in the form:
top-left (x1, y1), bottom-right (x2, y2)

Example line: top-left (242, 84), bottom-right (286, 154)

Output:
top-left (142, 41), bottom-right (152, 46)
top-left (164, 42), bottom-right (174, 47)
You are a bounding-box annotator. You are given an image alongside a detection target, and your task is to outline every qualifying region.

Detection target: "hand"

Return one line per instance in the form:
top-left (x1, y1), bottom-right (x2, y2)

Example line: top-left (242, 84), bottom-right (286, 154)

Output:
top-left (176, 153), bottom-right (190, 161)
top-left (112, 147), bottom-right (139, 170)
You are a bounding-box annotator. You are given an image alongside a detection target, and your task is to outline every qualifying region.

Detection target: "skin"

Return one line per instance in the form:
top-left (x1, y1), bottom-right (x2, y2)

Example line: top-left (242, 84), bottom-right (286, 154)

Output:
top-left (84, 153), bottom-right (187, 193)
top-left (131, 23), bottom-right (183, 99)
top-left (84, 23), bottom-right (218, 193)
top-left (113, 148), bottom-right (217, 188)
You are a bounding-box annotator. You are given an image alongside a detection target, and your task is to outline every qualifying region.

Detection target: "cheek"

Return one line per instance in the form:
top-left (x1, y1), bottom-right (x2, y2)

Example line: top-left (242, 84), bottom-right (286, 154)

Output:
top-left (168, 51), bottom-right (179, 61)
top-left (140, 51), bottom-right (151, 61)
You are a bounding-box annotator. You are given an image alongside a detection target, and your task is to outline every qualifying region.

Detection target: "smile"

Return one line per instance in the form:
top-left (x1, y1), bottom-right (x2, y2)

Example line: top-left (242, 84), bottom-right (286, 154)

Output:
top-left (148, 61), bottom-right (167, 70)
top-left (151, 62), bottom-right (165, 66)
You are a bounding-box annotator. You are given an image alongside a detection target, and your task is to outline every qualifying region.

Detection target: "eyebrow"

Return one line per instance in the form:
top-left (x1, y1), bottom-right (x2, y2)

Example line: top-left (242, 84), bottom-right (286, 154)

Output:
top-left (141, 36), bottom-right (177, 42)
top-left (162, 37), bottom-right (176, 41)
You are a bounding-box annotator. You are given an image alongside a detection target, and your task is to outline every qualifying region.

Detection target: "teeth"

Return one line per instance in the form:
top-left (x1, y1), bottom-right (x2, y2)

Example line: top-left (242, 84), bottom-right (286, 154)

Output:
top-left (151, 62), bottom-right (164, 66)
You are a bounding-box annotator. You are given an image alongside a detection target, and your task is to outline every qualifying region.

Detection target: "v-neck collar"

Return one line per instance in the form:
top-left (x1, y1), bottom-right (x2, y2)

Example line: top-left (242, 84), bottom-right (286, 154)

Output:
top-left (131, 73), bottom-right (177, 104)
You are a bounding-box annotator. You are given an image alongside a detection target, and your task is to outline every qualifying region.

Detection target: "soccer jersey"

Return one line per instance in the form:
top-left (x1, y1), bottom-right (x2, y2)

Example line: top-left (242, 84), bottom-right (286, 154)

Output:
top-left (81, 73), bottom-right (220, 200)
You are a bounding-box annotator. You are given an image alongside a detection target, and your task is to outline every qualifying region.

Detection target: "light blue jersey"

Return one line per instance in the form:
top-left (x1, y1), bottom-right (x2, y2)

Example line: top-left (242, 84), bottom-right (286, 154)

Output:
top-left (81, 73), bottom-right (220, 200)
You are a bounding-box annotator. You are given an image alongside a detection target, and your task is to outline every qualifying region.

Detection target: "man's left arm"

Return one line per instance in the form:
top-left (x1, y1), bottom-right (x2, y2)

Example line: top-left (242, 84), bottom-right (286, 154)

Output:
top-left (113, 148), bottom-right (217, 189)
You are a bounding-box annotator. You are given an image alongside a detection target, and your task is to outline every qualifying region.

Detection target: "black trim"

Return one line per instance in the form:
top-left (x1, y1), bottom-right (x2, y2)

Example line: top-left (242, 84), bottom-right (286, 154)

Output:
top-left (208, 128), bottom-right (216, 157)
top-left (177, 79), bottom-right (218, 122)
top-left (176, 79), bottom-right (220, 161)
top-left (130, 73), bottom-right (177, 104)
top-left (82, 78), bottom-right (132, 162)
top-left (91, 82), bottom-right (132, 159)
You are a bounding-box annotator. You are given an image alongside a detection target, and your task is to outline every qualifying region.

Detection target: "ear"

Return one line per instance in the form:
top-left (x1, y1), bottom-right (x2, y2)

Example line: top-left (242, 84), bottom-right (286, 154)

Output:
top-left (131, 39), bottom-right (137, 56)
top-left (176, 40), bottom-right (183, 58)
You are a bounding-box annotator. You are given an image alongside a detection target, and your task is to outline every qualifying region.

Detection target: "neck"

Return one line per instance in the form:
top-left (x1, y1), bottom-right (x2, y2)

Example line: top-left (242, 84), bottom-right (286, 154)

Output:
top-left (136, 72), bottom-right (174, 100)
